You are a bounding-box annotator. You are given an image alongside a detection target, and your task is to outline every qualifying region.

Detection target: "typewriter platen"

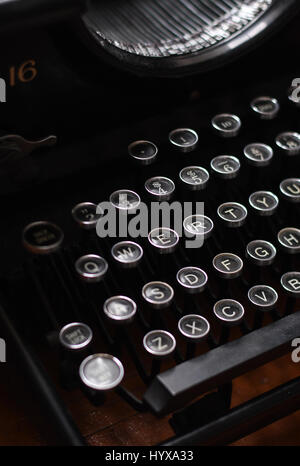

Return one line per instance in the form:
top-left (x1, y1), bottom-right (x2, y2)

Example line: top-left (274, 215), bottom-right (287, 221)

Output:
top-left (0, 0), bottom-right (299, 447)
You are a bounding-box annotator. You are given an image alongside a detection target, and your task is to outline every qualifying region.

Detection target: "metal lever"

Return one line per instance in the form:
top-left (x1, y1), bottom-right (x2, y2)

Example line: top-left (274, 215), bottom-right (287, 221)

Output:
top-left (0, 134), bottom-right (57, 165)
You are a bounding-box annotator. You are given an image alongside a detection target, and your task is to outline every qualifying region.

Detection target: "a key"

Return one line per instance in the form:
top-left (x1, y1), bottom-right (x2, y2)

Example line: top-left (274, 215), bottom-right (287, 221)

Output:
top-left (213, 253), bottom-right (243, 280)
top-left (280, 178), bottom-right (300, 203)
top-left (213, 299), bottom-right (245, 344)
top-left (275, 132), bottom-right (300, 156)
top-left (176, 266), bottom-right (212, 316)
top-left (144, 176), bottom-right (175, 200)
top-left (143, 329), bottom-right (177, 378)
top-left (249, 191), bottom-right (279, 217)
top-left (178, 314), bottom-right (210, 359)
top-left (148, 227), bottom-right (179, 255)
top-left (103, 295), bottom-right (137, 325)
top-left (142, 281), bottom-right (174, 310)
top-left (59, 322), bottom-right (93, 351)
top-left (58, 322), bottom-right (94, 390)
top-left (246, 240), bottom-right (277, 267)
top-left (210, 155), bottom-right (242, 204)
top-left (22, 221), bottom-right (83, 326)
top-left (248, 191), bottom-right (280, 237)
top-left (169, 128), bottom-right (198, 152)
top-left (72, 202), bottom-right (103, 230)
top-left (75, 254), bottom-right (108, 283)
top-left (211, 114), bottom-right (241, 138)
top-left (176, 266), bottom-right (208, 295)
top-left (217, 202), bottom-right (248, 251)
top-left (110, 189), bottom-right (141, 213)
top-left (142, 281), bottom-right (176, 330)
top-left (143, 329), bottom-right (176, 357)
top-left (111, 241), bottom-right (143, 268)
top-left (179, 166), bottom-right (209, 191)
top-left (210, 155), bottom-right (240, 180)
top-left (248, 285), bottom-right (279, 328)
top-left (183, 214), bottom-right (215, 261)
top-left (277, 228), bottom-right (300, 255)
top-left (217, 202), bottom-right (247, 228)
top-left (245, 239), bottom-right (277, 285)
top-left (183, 214), bottom-right (214, 241)
top-left (243, 143), bottom-right (273, 167)
top-left (22, 221), bottom-right (64, 255)
top-left (250, 96), bottom-right (280, 120)
top-left (128, 140), bottom-right (158, 165)
top-left (281, 272), bottom-right (300, 315)
top-left (212, 252), bottom-right (244, 298)
top-left (281, 272), bottom-right (300, 298)
top-left (148, 227), bottom-right (181, 279)
top-left (178, 314), bottom-right (210, 342)
top-left (79, 353), bottom-right (124, 405)
top-left (144, 312), bottom-right (300, 415)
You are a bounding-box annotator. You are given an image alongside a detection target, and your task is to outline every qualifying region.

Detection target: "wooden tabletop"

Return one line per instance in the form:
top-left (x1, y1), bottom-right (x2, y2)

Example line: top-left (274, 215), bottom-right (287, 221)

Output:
top-left (0, 352), bottom-right (299, 446)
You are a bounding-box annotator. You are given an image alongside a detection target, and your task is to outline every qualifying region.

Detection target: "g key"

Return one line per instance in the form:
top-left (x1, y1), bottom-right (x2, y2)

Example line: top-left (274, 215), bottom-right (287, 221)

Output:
top-left (246, 240), bottom-right (277, 266)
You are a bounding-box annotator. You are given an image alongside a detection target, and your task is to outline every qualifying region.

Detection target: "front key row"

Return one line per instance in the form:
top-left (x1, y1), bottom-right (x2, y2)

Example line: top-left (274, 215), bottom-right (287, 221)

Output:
top-left (59, 269), bottom-right (300, 396)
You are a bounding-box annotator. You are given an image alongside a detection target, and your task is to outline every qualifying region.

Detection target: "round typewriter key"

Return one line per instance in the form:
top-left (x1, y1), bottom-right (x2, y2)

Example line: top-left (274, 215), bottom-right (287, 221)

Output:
top-left (248, 285), bottom-right (278, 311)
top-left (210, 155), bottom-right (240, 179)
top-left (176, 266), bottom-right (208, 294)
top-left (142, 281), bottom-right (174, 310)
top-left (75, 254), bottom-right (108, 282)
top-left (249, 191), bottom-right (279, 216)
top-left (211, 114), bottom-right (241, 138)
top-left (246, 240), bottom-right (277, 266)
top-left (72, 202), bottom-right (103, 230)
top-left (144, 176), bottom-right (175, 200)
top-left (213, 253), bottom-right (243, 279)
top-left (217, 202), bottom-right (247, 227)
top-left (183, 215), bottom-right (214, 239)
top-left (22, 221), bottom-right (64, 255)
top-left (79, 353), bottom-right (124, 390)
top-left (250, 96), bottom-right (280, 120)
top-left (59, 322), bottom-right (93, 350)
top-left (277, 228), bottom-right (300, 254)
top-left (111, 241), bottom-right (143, 268)
top-left (243, 143), bottom-right (273, 166)
top-left (169, 128), bottom-right (198, 152)
top-left (213, 299), bottom-right (244, 326)
top-left (110, 189), bottom-right (141, 212)
top-left (275, 132), bottom-right (300, 156)
top-left (179, 166), bottom-right (209, 190)
top-left (103, 296), bottom-right (137, 323)
top-left (148, 227), bottom-right (179, 254)
top-left (280, 272), bottom-right (300, 297)
top-left (280, 178), bottom-right (300, 203)
top-left (128, 140), bottom-right (158, 165)
top-left (143, 330), bottom-right (176, 357)
top-left (178, 315), bottom-right (210, 341)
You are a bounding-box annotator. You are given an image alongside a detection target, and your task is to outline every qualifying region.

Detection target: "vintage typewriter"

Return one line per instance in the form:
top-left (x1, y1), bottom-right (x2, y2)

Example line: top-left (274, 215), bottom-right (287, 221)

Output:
top-left (0, 0), bottom-right (299, 446)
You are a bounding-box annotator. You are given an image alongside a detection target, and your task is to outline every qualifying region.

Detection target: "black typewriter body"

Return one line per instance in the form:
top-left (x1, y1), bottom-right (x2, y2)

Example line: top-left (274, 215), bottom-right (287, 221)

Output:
top-left (0, 0), bottom-right (299, 447)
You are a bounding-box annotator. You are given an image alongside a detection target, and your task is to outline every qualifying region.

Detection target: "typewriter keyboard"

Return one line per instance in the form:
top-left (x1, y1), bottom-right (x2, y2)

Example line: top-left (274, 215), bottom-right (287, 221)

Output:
top-left (2, 81), bottom-right (300, 442)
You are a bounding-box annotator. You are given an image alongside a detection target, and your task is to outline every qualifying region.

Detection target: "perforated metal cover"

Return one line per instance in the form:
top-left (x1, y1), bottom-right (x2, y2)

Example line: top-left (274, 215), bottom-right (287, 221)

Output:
top-left (80, 0), bottom-right (299, 75)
